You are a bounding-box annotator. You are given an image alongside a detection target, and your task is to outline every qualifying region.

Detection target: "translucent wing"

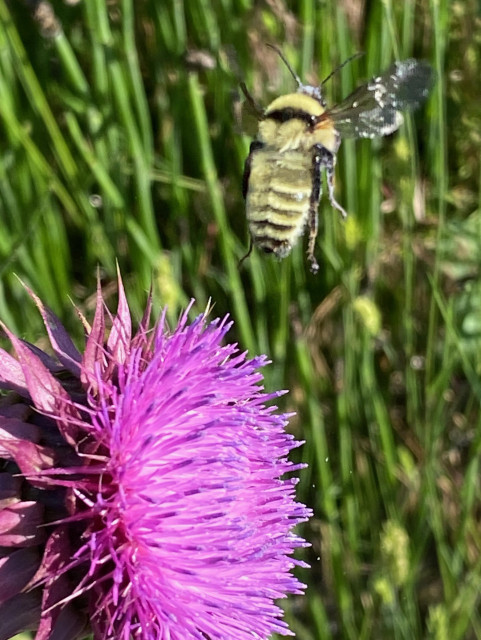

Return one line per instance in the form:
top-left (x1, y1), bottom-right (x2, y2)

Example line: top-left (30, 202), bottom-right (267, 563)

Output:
top-left (237, 82), bottom-right (265, 136)
top-left (320, 59), bottom-right (435, 139)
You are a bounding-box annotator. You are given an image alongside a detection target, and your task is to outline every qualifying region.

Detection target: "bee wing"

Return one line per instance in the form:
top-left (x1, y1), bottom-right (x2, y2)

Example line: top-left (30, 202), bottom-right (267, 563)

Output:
top-left (237, 82), bottom-right (265, 136)
top-left (319, 59), bottom-right (435, 139)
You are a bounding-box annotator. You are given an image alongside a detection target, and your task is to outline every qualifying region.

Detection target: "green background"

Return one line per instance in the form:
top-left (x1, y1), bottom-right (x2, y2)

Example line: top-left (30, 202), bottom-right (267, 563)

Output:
top-left (1, 0), bottom-right (480, 638)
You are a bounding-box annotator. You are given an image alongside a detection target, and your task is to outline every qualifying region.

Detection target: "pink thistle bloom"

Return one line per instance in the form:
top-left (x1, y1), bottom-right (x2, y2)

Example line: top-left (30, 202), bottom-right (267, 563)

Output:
top-left (0, 273), bottom-right (311, 640)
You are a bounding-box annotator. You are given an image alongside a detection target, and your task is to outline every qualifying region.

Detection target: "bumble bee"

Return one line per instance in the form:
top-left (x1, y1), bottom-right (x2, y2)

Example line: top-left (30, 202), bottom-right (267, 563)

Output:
top-left (241, 46), bottom-right (434, 273)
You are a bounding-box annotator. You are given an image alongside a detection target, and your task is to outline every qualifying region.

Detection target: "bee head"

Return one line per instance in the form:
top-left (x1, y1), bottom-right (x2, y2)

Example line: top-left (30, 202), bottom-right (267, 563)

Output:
top-left (266, 44), bottom-right (363, 107)
top-left (265, 44), bottom-right (326, 106)
top-left (297, 83), bottom-right (326, 105)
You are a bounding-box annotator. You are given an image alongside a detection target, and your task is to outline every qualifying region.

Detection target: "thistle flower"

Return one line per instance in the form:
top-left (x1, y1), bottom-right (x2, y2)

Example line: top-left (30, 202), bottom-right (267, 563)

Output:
top-left (0, 273), bottom-right (311, 640)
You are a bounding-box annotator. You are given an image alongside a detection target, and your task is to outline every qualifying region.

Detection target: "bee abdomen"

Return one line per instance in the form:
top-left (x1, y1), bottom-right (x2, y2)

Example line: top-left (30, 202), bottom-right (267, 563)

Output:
top-left (245, 149), bottom-right (313, 258)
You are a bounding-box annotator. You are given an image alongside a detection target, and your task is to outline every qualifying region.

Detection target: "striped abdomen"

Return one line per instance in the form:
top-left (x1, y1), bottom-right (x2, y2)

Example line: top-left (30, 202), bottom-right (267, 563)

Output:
top-left (244, 147), bottom-right (313, 258)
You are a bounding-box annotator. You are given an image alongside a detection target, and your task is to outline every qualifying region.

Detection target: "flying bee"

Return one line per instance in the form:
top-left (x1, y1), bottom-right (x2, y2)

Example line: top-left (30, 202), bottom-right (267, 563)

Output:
top-left (241, 45), bottom-right (434, 273)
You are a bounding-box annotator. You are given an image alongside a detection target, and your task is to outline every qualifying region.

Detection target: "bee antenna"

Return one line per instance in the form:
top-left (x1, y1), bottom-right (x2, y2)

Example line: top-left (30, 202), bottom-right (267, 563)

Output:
top-left (266, 43), bottom-right (303, 88)
top-left (321, 52), bottom-right (364, 85)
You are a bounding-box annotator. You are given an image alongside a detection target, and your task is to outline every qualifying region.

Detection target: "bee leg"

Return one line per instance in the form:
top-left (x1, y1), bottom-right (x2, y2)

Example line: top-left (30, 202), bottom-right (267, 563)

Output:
top-left (307, 148), bottom-right (324, 274)
top-left (325, 153), bottom-right (348, 219)
top-left (243, 140), bottom-right (263, 199)
top-left (241, 140), bottom-right (263, 269)
top-left (238, 236), bottom-right (253, 270)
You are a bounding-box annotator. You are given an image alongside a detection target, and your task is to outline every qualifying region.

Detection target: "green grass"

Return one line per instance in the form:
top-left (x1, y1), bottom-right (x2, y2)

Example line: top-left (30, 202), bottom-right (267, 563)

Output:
top-left (2, 0), bottom-right (481, 638)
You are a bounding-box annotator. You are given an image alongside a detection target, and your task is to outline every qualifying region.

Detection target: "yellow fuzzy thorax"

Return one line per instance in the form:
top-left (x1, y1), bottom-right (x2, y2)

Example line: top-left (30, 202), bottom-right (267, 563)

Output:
top-left (258, 93), bottom-right (337, 154)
